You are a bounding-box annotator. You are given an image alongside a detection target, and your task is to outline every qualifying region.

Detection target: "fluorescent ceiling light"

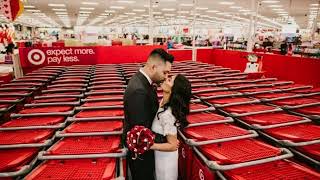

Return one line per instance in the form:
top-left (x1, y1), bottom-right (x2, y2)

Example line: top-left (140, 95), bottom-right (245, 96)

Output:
top-left (196, 7), bottom-right (208, 10)
top-left (80, 7), bottom-right (95, 10)
top-left (153, 12), bottom-right (162, 14)
top-left (219, 2), bottom-right (235, 5)
top-left (110, 6), bottom-right (125, 9)
top-left (262, 0), bottom-right (280, 3)
top-left (105, 10), bottom-right (116, 13)
top-left (143, 4), bottom-right (158, 8)
top-left (180, 3), bottom-right (193, 7)
top-left (206, 10), bottom-right (219, 13)
top-left (275, 11), bottom-right (287, 14)
top-left (133, 9), bottom-right (146, 12)
top-left (230, 6), bottom-right (242, 9)
top-left (82, 2), bottom-right (98, 5)
top-left (162, 8), bottom-right (175, 11)
top-left (55, 12), bottom-right (68, 14)
top-left (119, 15), bottom-right (128, 17)
top-left (177, 11), bottom-right (189, 14)
top-left (52, 8), bottom-right (67, 11)
top-left (24, 5), bottom-right (35, 8)
top-left (48, 4), bottom-right (65, 7)
top-left (79, 11), bottom-right (92, 14)
top-left (269, 5), bottom-right (282, 7)
top-left (309, 7), bottom-right (319, 10)
top-left (273, 8), bottom-right (285, 11)
top-left (117, 0), bottom-right (135, 3)
top-left (125, 12), bottom-right (136, 15)
top-left (177, 15), bottom-right (186, 18)
top-left (310, 4), bottom-right (319, 6)
top-left (239, 9), bottom-right (250, 12)
top-left (26, 9), bottom-right (41, 12)
top-left (165, 14), bottom-right (175, 16)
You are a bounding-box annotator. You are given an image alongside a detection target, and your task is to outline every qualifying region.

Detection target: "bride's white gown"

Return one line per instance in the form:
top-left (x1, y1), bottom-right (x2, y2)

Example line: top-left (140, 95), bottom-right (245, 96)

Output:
top-left (151, 107), bottom-right (178, 180)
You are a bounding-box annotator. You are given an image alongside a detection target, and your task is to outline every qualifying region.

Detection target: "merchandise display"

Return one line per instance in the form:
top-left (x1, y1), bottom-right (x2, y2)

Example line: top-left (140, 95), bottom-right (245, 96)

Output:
top-left (0, 0), bottom-right (319, 179)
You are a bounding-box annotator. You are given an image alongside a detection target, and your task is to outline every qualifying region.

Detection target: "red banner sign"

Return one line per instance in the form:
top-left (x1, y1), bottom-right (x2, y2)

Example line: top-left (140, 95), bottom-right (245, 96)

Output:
top-left (19, 45), bottom-right (165, 68)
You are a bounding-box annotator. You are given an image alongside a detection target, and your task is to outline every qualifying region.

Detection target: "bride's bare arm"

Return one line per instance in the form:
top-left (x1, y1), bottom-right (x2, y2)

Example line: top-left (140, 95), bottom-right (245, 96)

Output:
top-left (150, 134), bottom-right (179, 152)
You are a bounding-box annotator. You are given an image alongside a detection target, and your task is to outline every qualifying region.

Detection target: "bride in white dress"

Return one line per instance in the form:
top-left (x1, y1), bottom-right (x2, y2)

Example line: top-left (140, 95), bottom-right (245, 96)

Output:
top-left (151, 74), bottom-right (192, 180)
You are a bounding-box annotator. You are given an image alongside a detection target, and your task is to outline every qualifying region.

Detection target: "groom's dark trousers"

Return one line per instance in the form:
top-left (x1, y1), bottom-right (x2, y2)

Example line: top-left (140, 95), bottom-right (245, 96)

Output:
top-left (123, 71), bottom-right (166, 180)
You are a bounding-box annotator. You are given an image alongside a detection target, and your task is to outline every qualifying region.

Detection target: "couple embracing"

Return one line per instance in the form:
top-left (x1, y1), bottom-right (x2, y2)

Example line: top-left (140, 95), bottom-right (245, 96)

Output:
top-left (123, 48), bottom-right (192, 180)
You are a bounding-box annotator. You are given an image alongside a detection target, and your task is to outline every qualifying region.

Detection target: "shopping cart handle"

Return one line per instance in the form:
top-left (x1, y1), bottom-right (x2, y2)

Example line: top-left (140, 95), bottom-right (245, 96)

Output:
top-left (181, 130), bottom-right (258, 146)
top-left (0, 156), bottom-right (37, 177)
top-left (230, 108), bottom-right (283, 117)
top-left (304, 92), bottom-right (320, 96)
top-left (194, 147), bottom-right (293, 171)
top-left (260, 94), bottom-right (304, 102)
top-left (253, 78), bottom-right (278, 82)
top-left (190, 99), bottom-right (201, 103)
top-left (81, 97), bottom-right (123, 102)
top-left (0, 87), bottom-right (37, 91)
top-left (250, 118), bottom-right (311, 130)
top-left (0, 99), bottom-right (24, 104)
top-left (85, 91), bottom-right (124, 96)
top-left (11, 110), bottom-right (75, 118)
top-left (0, 138), bottom-right (54, 149)
top-left (193, 88), bottom-right (228, 94)
top-left (243, 89), bottom-right (282, 96)
top-left (24, 101), bottom-right (80, 107)
top-left (42, 88), bottom-right (87, 93)
top-left (186, 117), bottom-right (234, 128)
top-left (282, 102), bottom-right (320, 109)
top-left (55, 130), bottom-right (123, 137)
top-left (34, 94), bottom-right (84, 99)
top-left (67, 116), bottom-right (125, 122)
top-left (278, 139), bottom-right (320, 147)
top-left (228, 84), bottom-right (273, 90)
top-left (38, 148), bottom-right (128, 160)
top-left (190, 106), bottom-right (215, 113)
top-left (0, 122), bottom-right (67, 131)
top-left (214, 99), bottom-right (260, 108)
top-left (75, 105), bottom-right (124, 111)
top-left (201, 92), bottom-right (244, 100)
top-left (0, 165), bottom-right (31, 178)
top-left (0, 92), bottom-right (33, 97)
top-left (281, 86), bottom-right (313, 92)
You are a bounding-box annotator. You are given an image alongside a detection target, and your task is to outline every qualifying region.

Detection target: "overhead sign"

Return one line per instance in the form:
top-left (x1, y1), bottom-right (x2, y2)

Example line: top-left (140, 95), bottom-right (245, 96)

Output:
top-left (20, 47), bottom-right (98, 67)
top-left (19, 45), bottom-right (166, 68)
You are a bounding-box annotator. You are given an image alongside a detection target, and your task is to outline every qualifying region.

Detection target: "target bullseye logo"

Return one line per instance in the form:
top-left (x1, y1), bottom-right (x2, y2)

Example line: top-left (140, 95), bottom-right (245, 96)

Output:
top-left (181, 147), bottom-right (186, 158)
top-left (28, 49), bottom-right (46, 65)
top-left (199, 169), bottom-right (204, 180)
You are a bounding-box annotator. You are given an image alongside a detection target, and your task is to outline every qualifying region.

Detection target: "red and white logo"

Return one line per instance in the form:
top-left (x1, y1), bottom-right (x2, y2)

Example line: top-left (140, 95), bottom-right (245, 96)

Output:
top-left (27, 49), bottom-right (46, 65)
top-left (181, 147), bottom-right (186, 158)
top-left (199, 169), bottom-right (204, 180)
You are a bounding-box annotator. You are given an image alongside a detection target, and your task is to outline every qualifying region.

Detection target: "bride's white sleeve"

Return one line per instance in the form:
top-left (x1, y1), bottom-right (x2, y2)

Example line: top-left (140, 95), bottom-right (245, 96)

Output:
top-left (160, 109), bottom-right (177, 136)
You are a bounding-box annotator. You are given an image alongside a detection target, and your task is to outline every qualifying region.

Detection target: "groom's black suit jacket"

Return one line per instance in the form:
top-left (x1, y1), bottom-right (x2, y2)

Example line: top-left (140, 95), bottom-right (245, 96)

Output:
top-left (123, 71), bottom-right (166, 180)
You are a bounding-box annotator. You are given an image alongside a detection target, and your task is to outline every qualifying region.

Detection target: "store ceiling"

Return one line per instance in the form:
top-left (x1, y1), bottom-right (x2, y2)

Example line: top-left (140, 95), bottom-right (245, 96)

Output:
top-left (2, 0), bottom-right (320, 30)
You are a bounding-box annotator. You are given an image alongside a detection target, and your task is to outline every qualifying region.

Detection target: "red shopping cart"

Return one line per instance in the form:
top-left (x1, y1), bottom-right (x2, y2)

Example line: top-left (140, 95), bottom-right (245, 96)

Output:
top-left (0, 148), bottom-right (39, 178)
top-left (25, 158), bottom-right (123, 180)
top-left (223, 159), bottom-right (320, 180)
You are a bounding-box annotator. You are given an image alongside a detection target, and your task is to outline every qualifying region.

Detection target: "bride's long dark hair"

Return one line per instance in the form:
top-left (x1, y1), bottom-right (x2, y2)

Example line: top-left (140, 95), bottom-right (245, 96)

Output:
top-left (157, 74), bottom-right (192, 129)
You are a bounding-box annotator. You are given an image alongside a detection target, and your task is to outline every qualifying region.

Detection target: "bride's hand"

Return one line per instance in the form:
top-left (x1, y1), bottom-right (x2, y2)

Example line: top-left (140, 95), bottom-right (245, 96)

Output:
top-left (150, 139), bottom-right (179, 152)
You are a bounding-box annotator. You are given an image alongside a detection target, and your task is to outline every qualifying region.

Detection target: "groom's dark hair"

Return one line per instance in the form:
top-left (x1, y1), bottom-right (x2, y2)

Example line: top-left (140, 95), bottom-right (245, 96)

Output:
top-left (148, 48), bottom-right (174, 64)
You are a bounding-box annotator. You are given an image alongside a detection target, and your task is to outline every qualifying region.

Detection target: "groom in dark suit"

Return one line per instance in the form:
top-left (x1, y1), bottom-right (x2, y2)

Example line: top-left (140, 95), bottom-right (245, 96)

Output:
top-left (123, 48), bottom-right (174, 180)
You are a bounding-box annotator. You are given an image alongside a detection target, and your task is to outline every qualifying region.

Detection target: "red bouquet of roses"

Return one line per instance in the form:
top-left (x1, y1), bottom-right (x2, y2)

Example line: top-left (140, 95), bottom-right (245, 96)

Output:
top-left (126, 125), bottom-right (155, 160)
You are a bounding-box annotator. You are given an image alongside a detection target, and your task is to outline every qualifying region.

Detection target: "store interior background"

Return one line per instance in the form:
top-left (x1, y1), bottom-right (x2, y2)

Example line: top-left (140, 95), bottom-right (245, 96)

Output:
top-left (0, 0), bottom-right (320, 86)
